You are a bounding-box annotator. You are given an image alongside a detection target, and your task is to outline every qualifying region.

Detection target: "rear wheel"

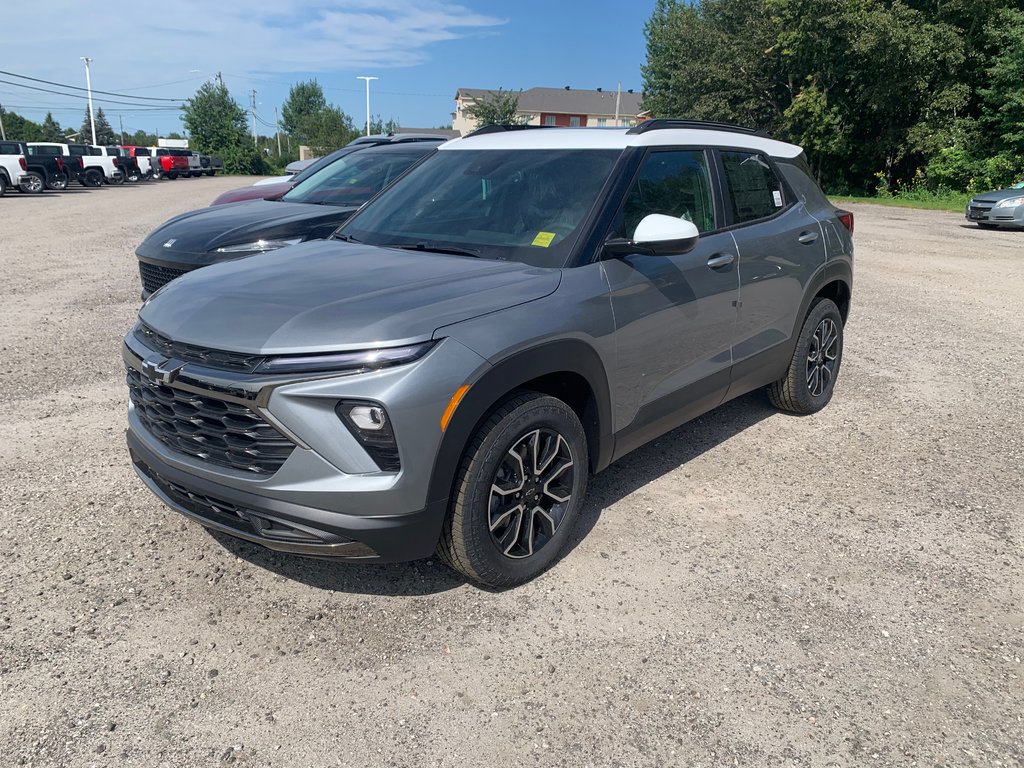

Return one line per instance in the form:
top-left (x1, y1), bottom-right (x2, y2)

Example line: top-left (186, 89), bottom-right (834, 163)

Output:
top-left (437, 392), bottom-right (588, 587)
top-left (82, 169), bottom-right (103, 187)
top-left (47, 174), bottom-right (68, 191)
top-left (0, 174), bottom-right (6, 196)
top-left (768, 298), bottom-right (844, 414)
top-left (167, 171), bottom-right (178, 180)
top-left (19, 171), bottom-right (45, 193)
top-left (126, 170), bottom-right (141, 183)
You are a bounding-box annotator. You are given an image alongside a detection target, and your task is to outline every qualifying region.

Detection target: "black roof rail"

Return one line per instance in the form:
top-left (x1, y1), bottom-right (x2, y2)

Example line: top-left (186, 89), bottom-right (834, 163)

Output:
top-left (627, 119), bottom-right (770, 138)
top-left (465, 124), bottom-right (560, 138)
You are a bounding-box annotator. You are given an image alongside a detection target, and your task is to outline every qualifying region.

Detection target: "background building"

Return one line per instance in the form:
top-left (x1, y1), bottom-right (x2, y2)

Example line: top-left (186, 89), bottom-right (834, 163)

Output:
top-left (453, 86), bottom-right (644, 135)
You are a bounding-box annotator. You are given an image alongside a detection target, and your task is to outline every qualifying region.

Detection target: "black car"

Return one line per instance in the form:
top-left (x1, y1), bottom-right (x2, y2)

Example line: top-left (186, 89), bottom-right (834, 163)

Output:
top-left (135, 142), bottom-right (437, 297)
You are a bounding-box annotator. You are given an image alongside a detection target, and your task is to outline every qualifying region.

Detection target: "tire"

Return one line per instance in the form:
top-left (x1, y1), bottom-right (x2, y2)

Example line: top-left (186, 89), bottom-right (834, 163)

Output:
top-left (437, 392), bottom-right (588, 587)
top-left (19, 171), bottom-right (45, 194)
top-left (167, 172), bottom-right (178, 180)
top-left (126, 170), bottom-right (141, 183)
top-left (82, 169), bottom-right (103, 187)
top-left (205, 170), bottom-right (215, 177)
top-left (47, 174), bottom-right (68, 191)
top-left (0, 174), bottom-right (6, 196)
top-left (191, 171), bottom-right (202, 178)
top-left (768, 297), bottom-right (844, 414)
top-left (108, 173), bottom-right (124, 185)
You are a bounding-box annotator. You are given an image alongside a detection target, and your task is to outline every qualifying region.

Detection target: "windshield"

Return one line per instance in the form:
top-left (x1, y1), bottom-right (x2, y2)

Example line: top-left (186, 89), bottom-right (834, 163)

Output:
top-left (340, 149), bottom-right (619, 267)
top-left (1012, 179), bottom-right (1024, 190)
top-left (281, 150), bottom-right (426, 207)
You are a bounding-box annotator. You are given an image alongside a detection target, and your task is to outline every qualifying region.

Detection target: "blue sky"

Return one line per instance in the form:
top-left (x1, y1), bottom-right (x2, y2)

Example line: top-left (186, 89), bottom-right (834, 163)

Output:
top-left (3, 1), bottom-right (656, 137)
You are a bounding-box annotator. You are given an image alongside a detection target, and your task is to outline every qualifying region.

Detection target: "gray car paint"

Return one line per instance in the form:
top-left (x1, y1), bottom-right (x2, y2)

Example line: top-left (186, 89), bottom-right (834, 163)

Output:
top-left (125, 136), bottom-right (853, 562)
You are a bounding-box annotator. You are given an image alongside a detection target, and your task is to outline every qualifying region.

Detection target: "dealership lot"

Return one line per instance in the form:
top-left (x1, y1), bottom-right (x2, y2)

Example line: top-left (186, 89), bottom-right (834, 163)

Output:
top-left (1, 180), bottom-right (1021, 766)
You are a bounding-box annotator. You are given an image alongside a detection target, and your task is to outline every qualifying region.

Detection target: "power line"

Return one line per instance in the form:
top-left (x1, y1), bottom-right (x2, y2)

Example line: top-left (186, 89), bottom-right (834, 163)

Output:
top-left (0, 69), bottom-right (187, 101)
top-left (0, 78), bottom-right (185, 108)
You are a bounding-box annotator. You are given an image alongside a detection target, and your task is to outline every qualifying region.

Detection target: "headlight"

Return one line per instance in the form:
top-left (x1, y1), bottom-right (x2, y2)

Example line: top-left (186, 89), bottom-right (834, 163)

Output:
top-left (254, 340), bottom-right (437, 374)
top-left (995, 196), bottom-right (1024, 209)
top-left (213, 237), bottom-right (302, 253)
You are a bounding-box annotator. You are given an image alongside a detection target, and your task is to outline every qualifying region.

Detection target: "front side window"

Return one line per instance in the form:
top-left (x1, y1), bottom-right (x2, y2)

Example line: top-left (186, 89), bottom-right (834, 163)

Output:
top-left (342, 149), bottom-right (620, 267)
top-left (720, 151), bottom-right (785, 224)
top-left (616, 149), bottom-right (715, 238)
top-left (282, 151), bottom-right (424, 207)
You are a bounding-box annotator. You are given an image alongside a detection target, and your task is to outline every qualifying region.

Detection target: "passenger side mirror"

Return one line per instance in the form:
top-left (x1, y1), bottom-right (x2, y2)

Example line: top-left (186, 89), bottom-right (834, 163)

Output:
top-left (604, 214), bottom-right (700, 258)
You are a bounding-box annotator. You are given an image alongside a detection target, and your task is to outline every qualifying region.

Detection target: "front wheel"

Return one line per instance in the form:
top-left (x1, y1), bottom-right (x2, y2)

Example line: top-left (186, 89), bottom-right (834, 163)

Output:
top-left (437, 392), bottom-right (588, 587)
top-left (768, 298), bottom-right (844, 414)
top-left (19, 171), bottom-right (45, 193)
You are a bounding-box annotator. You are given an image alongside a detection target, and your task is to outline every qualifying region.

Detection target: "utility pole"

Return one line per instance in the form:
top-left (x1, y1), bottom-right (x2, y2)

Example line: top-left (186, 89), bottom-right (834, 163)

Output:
top-left (275, 106), bottom-right (282, 157)
top-left (0, 106), bottom-right (6, 140)
top-left (118, 114), bottom-right (125, 144)
top-left (356, 76), bottom-right (378, 136)
top-left (614, 81), bottom-right (621, 127)
top-left (250, 89), bottom-right (257, 146)
top-left (81, 57), bottom-right (97, 144)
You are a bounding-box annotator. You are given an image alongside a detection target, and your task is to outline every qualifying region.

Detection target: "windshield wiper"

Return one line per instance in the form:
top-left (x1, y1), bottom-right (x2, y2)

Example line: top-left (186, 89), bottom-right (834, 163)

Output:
top-left (333, 233), bottom-right (361, 243)
top-left (383, 242), bottom-right (480, 258)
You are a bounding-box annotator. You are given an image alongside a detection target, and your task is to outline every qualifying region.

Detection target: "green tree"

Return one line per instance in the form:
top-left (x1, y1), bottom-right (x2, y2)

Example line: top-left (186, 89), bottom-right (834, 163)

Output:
top-left (182, 76), bottom-right (268, 174)
top-left (39, 112), bottom-right (64, 142)
top-left (280, 79), bottom-right (358, 152)
top-left (369, 115), bottom-right (400, 135)
top-left (463, 89), bottom-right (525, 128)
top-left (0, 106), bottom-right (42, 142)
top-left (81, 107), bottom-right (117, 145)
top-left (980, 8), bottom-right (1024, 159)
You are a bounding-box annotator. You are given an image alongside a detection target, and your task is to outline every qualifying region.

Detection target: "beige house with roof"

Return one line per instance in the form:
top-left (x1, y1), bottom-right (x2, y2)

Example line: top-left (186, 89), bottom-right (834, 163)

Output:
top-left (452, 87), bottom-right (645, 135)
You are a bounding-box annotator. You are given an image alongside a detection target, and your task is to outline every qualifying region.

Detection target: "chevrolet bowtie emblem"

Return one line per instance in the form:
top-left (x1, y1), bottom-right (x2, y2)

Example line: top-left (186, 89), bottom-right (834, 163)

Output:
top-left (163, 238), bottom-right (177, 248)
top-left (142, 357), bottom-right (185, 384)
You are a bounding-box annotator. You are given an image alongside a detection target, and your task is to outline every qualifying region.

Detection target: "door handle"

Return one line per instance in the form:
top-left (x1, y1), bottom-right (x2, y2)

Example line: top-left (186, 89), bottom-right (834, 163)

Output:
top-left (706, 253), bottom-right (735, 269)
top-left (798, 230), bottom-right (819, 245)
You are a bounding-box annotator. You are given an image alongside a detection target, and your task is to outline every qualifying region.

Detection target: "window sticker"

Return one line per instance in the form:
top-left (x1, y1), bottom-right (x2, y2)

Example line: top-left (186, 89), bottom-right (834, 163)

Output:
top-left (772, 190), bottom-right (783, 207)
top-left (531, 231), bottom-right (556, 248)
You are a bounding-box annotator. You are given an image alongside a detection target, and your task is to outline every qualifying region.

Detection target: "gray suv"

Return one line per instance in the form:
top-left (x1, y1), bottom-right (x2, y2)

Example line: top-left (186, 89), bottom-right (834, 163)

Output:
top-left (124, 120), bottom-right (854, 587)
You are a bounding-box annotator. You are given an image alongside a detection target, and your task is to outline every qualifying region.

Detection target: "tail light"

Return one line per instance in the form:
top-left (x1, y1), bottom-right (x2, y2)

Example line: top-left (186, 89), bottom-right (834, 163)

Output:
top-left (77, 157), bottom-right (84, 169)
top-left (19, 157), bottom-right (26, 171)
top-left (113, 157), bottom-right (119, 167)
top-left (55, 156), bottom-right (64, 171)
top-left (836, 209), bottom-right (854, 235)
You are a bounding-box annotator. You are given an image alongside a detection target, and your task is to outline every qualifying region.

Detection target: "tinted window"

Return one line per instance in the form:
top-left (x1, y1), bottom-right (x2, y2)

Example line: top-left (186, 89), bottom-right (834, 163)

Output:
top-left (343, 149), bottom-right (619, 267)
top-left (617, 149), bottom-right (715, 237)
top-left (0, 143), bottom-right (21, 155)
top-left (28, 146), bottom-right (59, 156)
top-left (720, 151), bottom-right (785, 224)
top-left (283, 150), bottom-right (425, 207)
top-left (135, 148), bottom-right (150, 156)
top-left (68, 146), bottom-right (86, 156)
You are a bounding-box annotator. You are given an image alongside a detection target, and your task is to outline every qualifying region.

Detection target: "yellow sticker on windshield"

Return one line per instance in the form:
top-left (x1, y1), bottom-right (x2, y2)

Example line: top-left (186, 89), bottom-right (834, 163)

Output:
top-left (532, 231), bottom-right (556, 248)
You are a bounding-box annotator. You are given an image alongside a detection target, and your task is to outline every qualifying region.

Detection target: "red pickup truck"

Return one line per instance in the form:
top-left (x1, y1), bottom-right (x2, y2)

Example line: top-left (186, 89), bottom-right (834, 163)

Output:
top-left (149, 148), bottom-right (191, 180)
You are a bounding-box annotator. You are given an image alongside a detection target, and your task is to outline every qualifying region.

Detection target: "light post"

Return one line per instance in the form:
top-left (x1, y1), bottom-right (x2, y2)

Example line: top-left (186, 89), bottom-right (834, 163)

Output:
top-left (81, 56), bottom-right (96, 145)
top-left (356, 76), bottom-right (378, 136)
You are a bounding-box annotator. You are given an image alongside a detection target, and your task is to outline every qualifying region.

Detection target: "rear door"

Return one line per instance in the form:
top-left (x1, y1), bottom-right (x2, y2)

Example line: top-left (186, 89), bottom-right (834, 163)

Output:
top-left (717, 149), bottom-right (825, 368)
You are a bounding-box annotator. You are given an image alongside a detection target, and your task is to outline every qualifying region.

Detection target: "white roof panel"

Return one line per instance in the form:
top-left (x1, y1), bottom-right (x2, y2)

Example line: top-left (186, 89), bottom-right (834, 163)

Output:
top-left (440, 127), bottom-right (802, 159)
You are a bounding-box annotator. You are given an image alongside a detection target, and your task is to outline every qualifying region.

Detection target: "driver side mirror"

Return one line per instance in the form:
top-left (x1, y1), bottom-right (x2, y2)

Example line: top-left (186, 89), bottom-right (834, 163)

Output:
top-left (604, 213), bottom-right (700, 258)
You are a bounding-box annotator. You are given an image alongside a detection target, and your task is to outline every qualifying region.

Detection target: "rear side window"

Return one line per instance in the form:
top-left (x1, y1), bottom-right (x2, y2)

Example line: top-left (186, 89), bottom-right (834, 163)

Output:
top-left (68, 146), bottom-right (86, 156)
top-left (135, 148), bottom-right (150, 156)
top-left (617, 149), bottom-right (716, 237)
top-left (720, 151), bottom-right (785, 224)
top-left (0, 142), bottom-right (21, 155)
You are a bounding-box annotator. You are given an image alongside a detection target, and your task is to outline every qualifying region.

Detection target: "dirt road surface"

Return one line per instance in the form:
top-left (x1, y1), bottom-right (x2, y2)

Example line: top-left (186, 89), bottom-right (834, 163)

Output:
top-left (1, 180), bottom-right (1021, 767)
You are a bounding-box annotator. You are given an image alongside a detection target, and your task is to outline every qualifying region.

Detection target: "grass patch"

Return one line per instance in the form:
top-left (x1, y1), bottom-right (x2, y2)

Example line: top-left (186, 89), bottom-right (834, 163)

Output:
top-left (829, 192), bottom-right (971, 213)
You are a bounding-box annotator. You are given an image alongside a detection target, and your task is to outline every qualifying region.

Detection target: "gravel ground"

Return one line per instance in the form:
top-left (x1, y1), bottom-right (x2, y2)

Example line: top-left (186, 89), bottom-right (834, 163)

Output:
top-left (1, 180), bottom-right (1021, 768)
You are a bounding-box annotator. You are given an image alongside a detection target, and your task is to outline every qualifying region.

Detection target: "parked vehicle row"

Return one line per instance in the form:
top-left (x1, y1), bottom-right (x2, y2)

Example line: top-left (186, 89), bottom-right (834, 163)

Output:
top-left (0, 142), bottom-right (223, 195)
top-left (123, 120), bottom-right (856, 588)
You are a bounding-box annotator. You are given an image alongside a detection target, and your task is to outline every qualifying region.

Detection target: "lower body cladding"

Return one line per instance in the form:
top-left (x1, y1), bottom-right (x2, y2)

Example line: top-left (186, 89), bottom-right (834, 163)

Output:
top-left (123, 334), bottom-right (489, 562)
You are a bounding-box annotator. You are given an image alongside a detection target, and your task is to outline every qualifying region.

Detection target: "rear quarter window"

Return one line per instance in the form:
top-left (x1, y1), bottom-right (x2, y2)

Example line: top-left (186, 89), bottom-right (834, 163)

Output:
top-left (720, 150), bottom-right (787, 225)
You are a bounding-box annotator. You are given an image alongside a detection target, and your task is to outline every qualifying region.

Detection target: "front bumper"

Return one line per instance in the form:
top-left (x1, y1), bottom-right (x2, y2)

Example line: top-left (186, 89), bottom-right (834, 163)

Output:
top-left (966, 201), bottom-right (1024, 228)
top-left (122, 329), bottom-right (490, 562)
top-left (128, 430), bottom-right (445, 561)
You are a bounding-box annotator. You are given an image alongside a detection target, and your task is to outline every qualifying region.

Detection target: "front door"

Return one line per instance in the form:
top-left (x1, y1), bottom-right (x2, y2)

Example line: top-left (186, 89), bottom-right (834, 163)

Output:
top-left (601, 148), bottom-right (739, 443)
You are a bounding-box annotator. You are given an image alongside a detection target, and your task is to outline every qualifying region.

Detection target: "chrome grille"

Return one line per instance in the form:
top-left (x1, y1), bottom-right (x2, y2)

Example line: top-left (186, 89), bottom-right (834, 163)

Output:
top-left (140, 261), bottom-right (188, 294)
top-left (127, 367), bottom-right (294, 474)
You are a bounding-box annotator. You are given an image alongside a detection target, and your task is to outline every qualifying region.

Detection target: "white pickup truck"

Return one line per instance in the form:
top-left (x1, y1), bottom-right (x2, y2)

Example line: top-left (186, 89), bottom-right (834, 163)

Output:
top-left (0, 141), bottom-right (30, 196)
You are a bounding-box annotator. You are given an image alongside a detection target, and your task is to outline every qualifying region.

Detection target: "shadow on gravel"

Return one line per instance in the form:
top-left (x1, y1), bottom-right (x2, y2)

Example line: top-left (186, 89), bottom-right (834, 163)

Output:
top-left (213, 391), bottom-right (775, 596)
top-left (563, 391), bottom-right (776, 557)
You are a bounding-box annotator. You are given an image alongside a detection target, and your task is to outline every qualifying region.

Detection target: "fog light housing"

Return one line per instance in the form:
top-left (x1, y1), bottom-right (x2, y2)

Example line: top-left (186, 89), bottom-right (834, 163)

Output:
top-left (336, 401), bottom-right (401, 472)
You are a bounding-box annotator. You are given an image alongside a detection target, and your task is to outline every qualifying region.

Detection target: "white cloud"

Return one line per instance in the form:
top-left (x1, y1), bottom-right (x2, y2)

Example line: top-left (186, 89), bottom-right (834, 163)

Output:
top-left (5, 1), bottom-right (504, 107)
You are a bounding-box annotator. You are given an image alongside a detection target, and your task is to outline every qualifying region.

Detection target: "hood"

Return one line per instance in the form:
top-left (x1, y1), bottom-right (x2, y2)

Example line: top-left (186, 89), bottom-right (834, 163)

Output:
top-left (209, 182), bottom-right (294, 206)
top-left (135, 199), bottom-right (357, 266)
top-left (138, 241), bottom-right (561, 354)
top-left (972, 186), bottom-right (1024, 203)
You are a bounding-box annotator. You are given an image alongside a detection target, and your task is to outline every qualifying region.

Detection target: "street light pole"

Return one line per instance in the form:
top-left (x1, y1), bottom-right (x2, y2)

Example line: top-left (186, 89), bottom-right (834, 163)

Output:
top-left (81, 57), bottom-right (96, 145)
top-left (356, 76), bottom-right (378, 136)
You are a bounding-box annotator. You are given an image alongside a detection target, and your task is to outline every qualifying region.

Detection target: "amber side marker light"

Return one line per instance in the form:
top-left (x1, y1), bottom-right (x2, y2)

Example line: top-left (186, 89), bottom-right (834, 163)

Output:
top-left (441, 385), bottom-right (471, 431)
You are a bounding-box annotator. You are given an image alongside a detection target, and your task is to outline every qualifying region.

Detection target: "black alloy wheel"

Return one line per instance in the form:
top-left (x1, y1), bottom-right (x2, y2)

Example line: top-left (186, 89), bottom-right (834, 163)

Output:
top-left (768, 297), bottom-right (844, 414)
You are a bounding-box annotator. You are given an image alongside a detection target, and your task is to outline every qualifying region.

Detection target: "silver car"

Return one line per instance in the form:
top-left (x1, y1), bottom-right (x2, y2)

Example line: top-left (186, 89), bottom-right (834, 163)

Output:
top-left (124, 120), bottom-right (854, 587)
top-left (966, 179), bottom-right (1024, 229)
